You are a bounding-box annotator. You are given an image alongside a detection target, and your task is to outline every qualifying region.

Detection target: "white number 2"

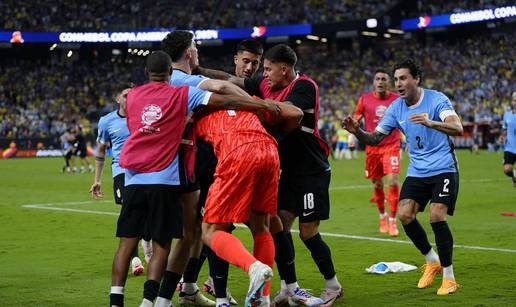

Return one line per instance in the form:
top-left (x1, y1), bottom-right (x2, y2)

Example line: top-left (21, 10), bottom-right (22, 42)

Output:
top-left (443, 179), bottom-right (450, 193)
top-left (304, 193), bottom-right (314, 210)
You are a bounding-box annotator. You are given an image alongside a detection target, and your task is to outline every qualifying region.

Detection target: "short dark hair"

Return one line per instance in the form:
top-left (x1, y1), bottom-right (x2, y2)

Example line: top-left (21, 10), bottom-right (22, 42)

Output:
top-left (161, 30), bottom-right (194, 62)
top-left (263, 44), bottom-right (297, 67)
top-left (237, 39), bottom-right (263, 56)
top-left (392, 58), bottom-right (423, 84)
top-left (375, 68), bottom-right (389, 75)
top-left (146, 51), bottom-right (172, 74)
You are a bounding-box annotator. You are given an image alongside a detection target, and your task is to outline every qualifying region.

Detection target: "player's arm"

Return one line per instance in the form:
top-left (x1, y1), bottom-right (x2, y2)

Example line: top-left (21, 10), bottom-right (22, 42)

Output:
top-left (261, 100), bottom-right (303, 134)
top-left (90, 141), bottom-right (107, 198)
top-left (354, 96), bottom-right (364, 122)
top-left (198, 79), bottom-right (250, 98)
top-left (342, 116), bottom-right (387, 146)
top-left (195, 66), bottom-right (246, 89)
top-left (409, 114), bottom-right (463, 136)
top-left (206, 92), bottom-right (280, 115)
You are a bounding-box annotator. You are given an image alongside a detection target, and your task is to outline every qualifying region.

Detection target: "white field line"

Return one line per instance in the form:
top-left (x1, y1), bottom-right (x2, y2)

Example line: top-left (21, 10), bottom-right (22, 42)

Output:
top-left (22, 201), bottom-right (516, 254)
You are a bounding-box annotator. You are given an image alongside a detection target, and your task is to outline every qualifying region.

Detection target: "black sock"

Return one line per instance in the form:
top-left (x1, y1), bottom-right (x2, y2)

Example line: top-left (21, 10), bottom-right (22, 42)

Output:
top-left (504, 169), bottom-right (514, 178)
top-left (402, 219), bottom-right (432, 255)
top-left (302, 233), bottom-right (336, 280)
top-left (183, 257), bottom-right (199, 284)
top-left (131, 245), bottom-right (139, 259)
top-left (158, 271), bottom-right (182, 300)
top-left (109, 293), bottom-right (124, 307)
top-left (194, 245), bottom-right (210, 279)
top-left (431, 221), bottom-right (454, 267)
top-left (143, 280), bottom-right (160, 302)
top-left (282, 231), bottom-right (297, 285)
top-left (207, 248), bottom-right (229, 298)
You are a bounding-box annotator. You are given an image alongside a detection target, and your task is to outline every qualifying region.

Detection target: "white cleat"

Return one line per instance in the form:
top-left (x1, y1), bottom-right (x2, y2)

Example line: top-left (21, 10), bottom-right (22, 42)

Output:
top-left (131, 257), bottom-right (144, 276)
top-left (319, 288), bottom-right (343, 307)
top-left (287, 288), bottom-right (323, 307)
top-left (245, 262), bottom-right (273, 307)
top-left (178, 290), bottom-right (216, 306)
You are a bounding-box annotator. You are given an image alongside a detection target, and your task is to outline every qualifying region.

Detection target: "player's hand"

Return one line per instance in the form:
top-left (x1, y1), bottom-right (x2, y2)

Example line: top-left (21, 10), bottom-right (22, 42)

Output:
top-left (263, 99), bottom-right (281, 116)
top-left (341, 116), bottom-right (360, 134)
top-left (409, 113), bottom-right (432, 127)
top-left (89, 182), bottom-right (104, 199)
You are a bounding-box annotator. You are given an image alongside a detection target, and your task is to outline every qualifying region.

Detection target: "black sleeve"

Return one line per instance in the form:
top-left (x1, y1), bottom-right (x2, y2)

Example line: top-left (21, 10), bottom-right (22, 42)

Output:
top-left (244, 73), bottom-right (264, 97)
top-left (284, 80), bottom-right (316, 110)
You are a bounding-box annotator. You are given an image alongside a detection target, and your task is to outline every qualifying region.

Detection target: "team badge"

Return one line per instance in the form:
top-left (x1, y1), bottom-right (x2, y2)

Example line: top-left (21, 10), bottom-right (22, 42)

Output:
top-left (139, 104), bottom-right (162, 133)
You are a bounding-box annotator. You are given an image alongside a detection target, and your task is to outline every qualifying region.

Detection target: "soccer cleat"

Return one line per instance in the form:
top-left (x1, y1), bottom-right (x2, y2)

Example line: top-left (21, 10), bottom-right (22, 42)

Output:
top-left (437, 278), bottom-right (459, 295)
top-left (178, 290), bottom-right (216, 306)
top-left (388, 219), bottom-right (399, 236)
top-left (319, 287), bottom-right (343, 307)
top-left (417, 263), bottom-right (442, 288)
top-left (287, 288), bottom-right (324, 306)
top-left (176, 278), bottom-right (184, 292)
top-left (246, 262), bottom-right (273, 307)
top-left (131, 257), bottom-right (144, 276)
top-left (256, 296), bottom-right (270, 307)
top-left (216, 304), bottom-right (230, 307)
top-left (271, 290), bottom-right (288, 307)
top-left (203, 277), bottom-right (238, 305)
top-left (379, 215), bottom-right (388, 233)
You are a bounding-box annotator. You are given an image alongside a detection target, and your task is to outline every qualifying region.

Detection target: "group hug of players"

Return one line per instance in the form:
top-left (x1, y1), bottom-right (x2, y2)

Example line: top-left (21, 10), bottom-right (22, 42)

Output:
top-left (89, 30), bottom-right (476, 307)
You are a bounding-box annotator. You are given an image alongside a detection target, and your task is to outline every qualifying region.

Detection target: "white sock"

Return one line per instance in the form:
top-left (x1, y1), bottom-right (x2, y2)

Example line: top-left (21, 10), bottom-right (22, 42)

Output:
top-left (379, 212), bottom-right (388, 219)
top-left (325, 276), bottom-right (341, 290)
top-left (154, 297), bottom-right (170, 307)
top-left (389, 217), bottom-right (396, 223)
top-left (424, 249), bottom-right (440, 264)
top-left (182, 282), bottom-right (198, 294)
top-left (280, 279), bottom-right (287, 291)
top-left (216, 298), bottom-right (230, 306)
top-left (286, 282), bottom-right (300, 293)
top-left (443, 265), bottom-right (455, 280)
top-left (110, 286), bottom-right (124, 294)
top-left (139, 298), bottom-right (153, 307)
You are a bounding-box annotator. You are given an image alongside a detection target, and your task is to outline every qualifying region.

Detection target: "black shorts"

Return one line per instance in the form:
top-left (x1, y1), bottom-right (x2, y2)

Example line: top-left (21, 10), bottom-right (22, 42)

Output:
top-left (117, 184), bottom-right (183, 243)
top-left (113, 174), bottom-right (124, 205)
top-left (278, 170), bottom-right (331, 223)
top-left (74, 146), bottom-right (87, 158)
top-left (196, 139), bottom-right (218, 218)
top-left (400, 172), bottom-right (459, 216)
top-left (504, 151), bottom-right (516, 165)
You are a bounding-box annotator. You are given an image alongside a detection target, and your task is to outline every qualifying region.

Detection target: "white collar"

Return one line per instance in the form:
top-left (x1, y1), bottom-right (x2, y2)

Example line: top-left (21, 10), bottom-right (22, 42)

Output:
top-left (407, 87), bottom-right (424, 109)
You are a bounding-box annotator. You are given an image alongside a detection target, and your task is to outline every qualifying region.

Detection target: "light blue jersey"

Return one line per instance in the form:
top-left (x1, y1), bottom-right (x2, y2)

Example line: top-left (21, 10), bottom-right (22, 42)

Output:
top-left (502, 110), bottom-right (516, 154)
top-left (97, 110), bottom-right (129, 177)
top-left (171, 69), bottom-right (209, 88)
top-left (124, 86), bottom-right (212, 186)
top-left (377, 88), bottom-right (458, 177)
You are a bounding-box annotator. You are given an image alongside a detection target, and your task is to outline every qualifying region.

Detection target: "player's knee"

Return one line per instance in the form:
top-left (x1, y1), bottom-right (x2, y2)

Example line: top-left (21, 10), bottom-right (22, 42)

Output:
top-left (503, 165), bottom-right (513, 175)
top-left (372, 180), bottom-right (383, 190)
top-left (398, 210), bottom-right (415, 225)
top-left (299, 222), bottom-right (319, 241)
top-left (429, 204), bottom-right (447, 222)
top-left (269, 215), bottom-right (284, 234)
top-left (278, 210), bottom-right (295, 231)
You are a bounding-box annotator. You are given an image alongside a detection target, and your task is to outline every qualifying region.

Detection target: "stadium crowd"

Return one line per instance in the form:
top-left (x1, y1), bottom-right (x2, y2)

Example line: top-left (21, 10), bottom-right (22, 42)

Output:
top-left (409, 0), bottom-right (514, 17)
top-left (1, 33), bottom-right (513, 150)
top-left (0, 0), bottom-right (399, 31)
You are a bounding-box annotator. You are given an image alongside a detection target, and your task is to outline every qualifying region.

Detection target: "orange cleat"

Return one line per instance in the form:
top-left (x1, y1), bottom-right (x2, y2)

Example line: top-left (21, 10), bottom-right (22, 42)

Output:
top-left (417, 263), bottom-right (442, 288)
top-left (388, 219), bottom-right (399, 236)
top-left (379, 215), bottom-right (388, 233)
top-left (437, 278), bottom-right (459, 295)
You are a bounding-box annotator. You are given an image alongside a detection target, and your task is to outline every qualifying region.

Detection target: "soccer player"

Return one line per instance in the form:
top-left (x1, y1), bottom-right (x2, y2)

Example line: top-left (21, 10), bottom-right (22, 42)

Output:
top-left (245, 44), bottom-right (341, 306)
top-left (354, 69), bottom-right (401, 236)
top-left (60, 128), bottom-right (75, 173)
top-left (72, 126), bottom-right (94, 173)
top-left (89, 85), bottom-right (146, 276)
top-left (501, 91), bottom-right (516, 187)
top-left (342, 58), bottom-right (463, 295)
top-left (110, 51), bottom-right (278, 307)
top-left (156, 31), bottom-right (256, 307)
top-left (197, 44), bottom-right (337, 306)
top-left (334, 126), bottom-right (351, 160)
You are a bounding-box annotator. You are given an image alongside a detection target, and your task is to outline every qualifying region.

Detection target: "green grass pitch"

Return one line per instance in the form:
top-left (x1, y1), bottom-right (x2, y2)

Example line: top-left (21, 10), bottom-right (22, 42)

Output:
top-left (1, 150), bottom-right (515, 306)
